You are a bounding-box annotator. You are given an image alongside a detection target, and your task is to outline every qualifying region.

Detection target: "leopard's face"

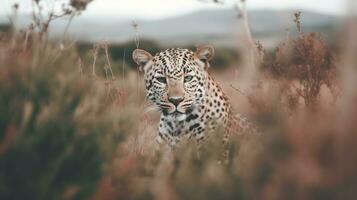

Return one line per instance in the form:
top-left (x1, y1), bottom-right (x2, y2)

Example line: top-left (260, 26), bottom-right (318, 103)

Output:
top-left (133, 46), bottom-right (214, 117)
top-left (144, 49), bottom-right (205, 115)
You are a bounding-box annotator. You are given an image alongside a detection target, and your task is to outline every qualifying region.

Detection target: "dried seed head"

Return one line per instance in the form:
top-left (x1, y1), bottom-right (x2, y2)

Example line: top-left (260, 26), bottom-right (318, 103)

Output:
top-left (70, 0), bottom-right (92, 11)
top-left (13, 3), bottom-right (19, 10)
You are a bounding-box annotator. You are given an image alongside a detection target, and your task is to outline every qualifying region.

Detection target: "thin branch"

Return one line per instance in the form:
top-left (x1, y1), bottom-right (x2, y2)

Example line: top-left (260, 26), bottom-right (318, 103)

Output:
top-left (230, 84), bottom-right (247, 96)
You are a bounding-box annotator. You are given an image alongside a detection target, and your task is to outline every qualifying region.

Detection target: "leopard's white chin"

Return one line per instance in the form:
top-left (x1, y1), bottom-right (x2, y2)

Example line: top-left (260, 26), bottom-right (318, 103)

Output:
top-left (166, 111), bottom-right (186, 122)
top-left (176, 113), bottom-right (186, 121)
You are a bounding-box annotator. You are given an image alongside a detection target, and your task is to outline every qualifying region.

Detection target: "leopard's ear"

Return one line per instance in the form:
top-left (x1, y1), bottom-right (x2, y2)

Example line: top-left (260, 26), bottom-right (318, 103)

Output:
top-left (132, 49), bottom-right (153, 72)
top-left (195, 45), bottom-right (214, 63)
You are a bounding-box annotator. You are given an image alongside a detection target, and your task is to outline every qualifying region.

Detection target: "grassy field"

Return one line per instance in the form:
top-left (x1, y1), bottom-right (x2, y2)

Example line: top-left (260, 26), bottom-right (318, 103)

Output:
top-left (1, 1), bottom-right (357, 200)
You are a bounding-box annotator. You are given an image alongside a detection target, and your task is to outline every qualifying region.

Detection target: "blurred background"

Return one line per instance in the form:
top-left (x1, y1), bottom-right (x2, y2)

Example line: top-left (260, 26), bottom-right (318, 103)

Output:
top-left (0, 0), bottom-right (347, 47)
top-left (0, 0), bottom-right (356, 200)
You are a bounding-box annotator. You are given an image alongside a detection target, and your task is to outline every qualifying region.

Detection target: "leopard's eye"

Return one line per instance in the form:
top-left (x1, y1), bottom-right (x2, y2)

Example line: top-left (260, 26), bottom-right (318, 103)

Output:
top-left (156, 77), bottom-right (167, 84)
top-left (184, 75), bottom-right (194, 82)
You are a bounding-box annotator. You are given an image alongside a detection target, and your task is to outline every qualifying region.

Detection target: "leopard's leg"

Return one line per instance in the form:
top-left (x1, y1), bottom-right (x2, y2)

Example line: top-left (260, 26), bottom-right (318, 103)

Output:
top-left (156, 132), bottom-right (165, 145)
top-left (155, 131), bottom-right (177, 157)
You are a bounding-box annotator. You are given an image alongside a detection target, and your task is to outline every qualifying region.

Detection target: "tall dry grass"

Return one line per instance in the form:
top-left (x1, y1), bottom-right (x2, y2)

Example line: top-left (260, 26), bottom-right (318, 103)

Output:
top-left (1, 1), bottom-right (357, 200)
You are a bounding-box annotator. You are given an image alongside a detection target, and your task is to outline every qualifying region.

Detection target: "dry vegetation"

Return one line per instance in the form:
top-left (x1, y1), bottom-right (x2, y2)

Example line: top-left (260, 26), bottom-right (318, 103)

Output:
top-left (1, 1), bottom-right (357, 200)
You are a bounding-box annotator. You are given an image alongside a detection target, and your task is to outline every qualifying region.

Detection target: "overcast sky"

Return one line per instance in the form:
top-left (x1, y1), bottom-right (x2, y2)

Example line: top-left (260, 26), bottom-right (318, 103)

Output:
top-left (1, 0), bottom-right (347, 20)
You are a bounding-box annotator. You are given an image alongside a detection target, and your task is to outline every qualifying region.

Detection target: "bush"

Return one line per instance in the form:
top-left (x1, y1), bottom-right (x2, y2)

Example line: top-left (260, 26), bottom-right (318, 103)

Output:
top-left (264, 12), bottom-right (338, 107)
top-left (0, 35), bottom-right (121, 200)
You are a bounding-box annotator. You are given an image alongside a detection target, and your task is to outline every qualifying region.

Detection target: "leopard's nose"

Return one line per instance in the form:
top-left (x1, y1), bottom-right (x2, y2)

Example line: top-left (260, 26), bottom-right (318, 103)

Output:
top-left (168, 97), bottom-right (184, 107)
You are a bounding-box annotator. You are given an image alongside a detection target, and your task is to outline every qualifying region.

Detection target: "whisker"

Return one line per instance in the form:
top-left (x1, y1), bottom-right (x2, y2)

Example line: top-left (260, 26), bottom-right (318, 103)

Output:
top-left (159, 102), bottom-right (172, 107)
top-left (181, 102), bottom-right (192, 106)
top-left (144, 107), bottom-right (157, 113)
top-left (144, 104), bottom-right (160, 113)
top-left (159, 104), bottom-right (171, 109)
top-left (181, 101), bottom-right (193, 106)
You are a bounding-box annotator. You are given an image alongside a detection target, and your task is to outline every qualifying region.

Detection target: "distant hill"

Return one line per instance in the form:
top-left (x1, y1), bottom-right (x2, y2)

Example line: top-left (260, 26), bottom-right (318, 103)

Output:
top-left (0, 9), bottom-right (341, 48)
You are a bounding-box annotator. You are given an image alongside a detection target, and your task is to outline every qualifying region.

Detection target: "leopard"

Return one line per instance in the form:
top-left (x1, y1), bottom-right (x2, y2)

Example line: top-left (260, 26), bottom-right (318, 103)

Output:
top-left (132, 45), bottom-right (258, 161)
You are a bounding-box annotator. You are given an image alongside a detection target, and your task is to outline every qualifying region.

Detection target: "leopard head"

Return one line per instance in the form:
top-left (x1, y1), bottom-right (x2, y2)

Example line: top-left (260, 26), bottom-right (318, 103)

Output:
top-left (133, 45), bottom-right (214, 117)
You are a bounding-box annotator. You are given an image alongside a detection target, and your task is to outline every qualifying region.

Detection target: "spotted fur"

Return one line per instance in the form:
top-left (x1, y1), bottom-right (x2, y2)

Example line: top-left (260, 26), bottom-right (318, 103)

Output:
top-left (133, 45), bottom-right (258, 161)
